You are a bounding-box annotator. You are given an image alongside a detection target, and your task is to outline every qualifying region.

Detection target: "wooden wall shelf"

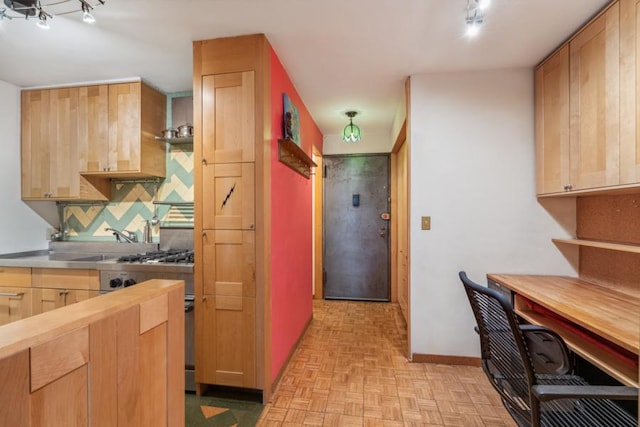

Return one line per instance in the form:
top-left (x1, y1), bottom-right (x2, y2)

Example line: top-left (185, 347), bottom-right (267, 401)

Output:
top-left (552, 238), bottom-right (640, 254)
top-left (277, 139), bottom-right (317, 179)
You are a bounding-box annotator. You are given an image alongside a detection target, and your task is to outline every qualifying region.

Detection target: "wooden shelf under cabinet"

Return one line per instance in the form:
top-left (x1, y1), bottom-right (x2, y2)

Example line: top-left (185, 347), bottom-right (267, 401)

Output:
top-left (552, 238), bottom-right (640, 254)
top-left (516, 307), bottom-right (638, 387)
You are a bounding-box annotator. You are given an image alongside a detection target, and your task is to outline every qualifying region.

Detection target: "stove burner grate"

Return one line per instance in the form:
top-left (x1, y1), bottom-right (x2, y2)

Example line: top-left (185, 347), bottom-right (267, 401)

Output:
top-left (117, 249), bottom-right (194, 264)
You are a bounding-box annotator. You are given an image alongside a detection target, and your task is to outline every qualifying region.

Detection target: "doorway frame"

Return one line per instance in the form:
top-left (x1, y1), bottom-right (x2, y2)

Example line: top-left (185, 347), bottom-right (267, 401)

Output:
top-left (321, 153), bottom-right (392, 301)
top-left (312, 147), bottom-right (324, 299)
top-left (391, 118), bottom-right (410, 359)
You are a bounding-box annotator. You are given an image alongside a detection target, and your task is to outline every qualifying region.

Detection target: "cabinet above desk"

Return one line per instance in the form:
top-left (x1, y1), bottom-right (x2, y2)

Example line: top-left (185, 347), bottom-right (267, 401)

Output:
top-left (487, 274), bottom-right (639, 387)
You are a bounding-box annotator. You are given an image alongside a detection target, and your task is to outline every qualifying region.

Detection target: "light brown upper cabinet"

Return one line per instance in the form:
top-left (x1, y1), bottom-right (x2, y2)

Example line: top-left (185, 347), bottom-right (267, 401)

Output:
top-left (202, 72), bottom-right (255, 164)
top-left (620, 0), bottom-right (640, 184)
top-left (77, 85), bottom-right (109, 174)
top-left (535, 45), bottom-right (570, 195)
top-left (21, 88), bottom-right (107, 201)
top-left (569, 3), bottom-right (620, 191)
top-left (80, 81), bottom-right (166, 179)
top-left (536, 2), bottom-right (632, 196)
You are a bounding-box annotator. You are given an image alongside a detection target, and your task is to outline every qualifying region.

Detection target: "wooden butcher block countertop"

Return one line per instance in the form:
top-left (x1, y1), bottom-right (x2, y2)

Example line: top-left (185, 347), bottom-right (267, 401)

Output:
top-left (487, 274), bottom-right (639, 387)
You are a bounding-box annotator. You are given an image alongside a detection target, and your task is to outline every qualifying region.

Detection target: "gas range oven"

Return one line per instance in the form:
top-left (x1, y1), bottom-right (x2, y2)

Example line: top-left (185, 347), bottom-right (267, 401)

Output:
top-left (97, 228), bottom-right (196, 391)
top-left (99, 249), bottom-right (194, 293)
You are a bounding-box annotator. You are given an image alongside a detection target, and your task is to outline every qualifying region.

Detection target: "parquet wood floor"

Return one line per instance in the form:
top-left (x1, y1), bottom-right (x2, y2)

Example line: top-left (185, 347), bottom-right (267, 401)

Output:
top-left (258, 300), bottom-right (517, 427)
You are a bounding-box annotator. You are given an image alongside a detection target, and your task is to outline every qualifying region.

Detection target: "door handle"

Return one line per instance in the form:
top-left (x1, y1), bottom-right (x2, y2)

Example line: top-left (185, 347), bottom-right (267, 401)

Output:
top-left (0, 292), bottom-right (24, 298)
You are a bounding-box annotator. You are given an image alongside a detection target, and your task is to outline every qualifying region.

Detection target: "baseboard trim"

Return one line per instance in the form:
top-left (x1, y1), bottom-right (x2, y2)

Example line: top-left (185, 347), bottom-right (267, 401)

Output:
top-left (269, 313), bottom-right (314, 396)
top-left (412, 353), bottom-right (481, 367)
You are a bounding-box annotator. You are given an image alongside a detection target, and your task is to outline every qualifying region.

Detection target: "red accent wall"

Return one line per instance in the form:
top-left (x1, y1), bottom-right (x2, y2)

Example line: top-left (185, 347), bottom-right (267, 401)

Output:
top-left (270, 47), bottom-right (323, 381)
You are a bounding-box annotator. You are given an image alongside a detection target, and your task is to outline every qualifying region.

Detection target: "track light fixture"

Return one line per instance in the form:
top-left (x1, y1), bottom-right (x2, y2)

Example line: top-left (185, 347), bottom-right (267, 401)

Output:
top-left (342, 111), bottom-right (362, 143)
top-left (466, 0), bottom-right (490, 37)
top-left (0, 0), bottom-right (105, 28)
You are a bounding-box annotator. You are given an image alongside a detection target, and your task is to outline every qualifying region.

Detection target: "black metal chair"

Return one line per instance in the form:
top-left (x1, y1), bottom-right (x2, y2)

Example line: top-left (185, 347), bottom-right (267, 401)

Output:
top-left (458, 271), bottom-right (638, 427)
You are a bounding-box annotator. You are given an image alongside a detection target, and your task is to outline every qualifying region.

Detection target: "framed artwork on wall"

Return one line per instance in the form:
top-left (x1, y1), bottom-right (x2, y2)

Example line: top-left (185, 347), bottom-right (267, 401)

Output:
top-left (283, 93), bottom-right (300, 146)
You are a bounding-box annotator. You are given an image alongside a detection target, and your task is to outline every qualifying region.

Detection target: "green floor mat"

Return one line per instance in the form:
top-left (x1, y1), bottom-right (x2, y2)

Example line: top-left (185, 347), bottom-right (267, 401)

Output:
top-left (185, 393), bottom-right (263, 427)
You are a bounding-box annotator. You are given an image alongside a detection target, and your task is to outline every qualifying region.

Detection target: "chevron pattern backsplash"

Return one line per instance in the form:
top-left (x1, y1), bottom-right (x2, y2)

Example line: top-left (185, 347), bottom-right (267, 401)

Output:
top-left (63, 93), bottom-right (194, 243)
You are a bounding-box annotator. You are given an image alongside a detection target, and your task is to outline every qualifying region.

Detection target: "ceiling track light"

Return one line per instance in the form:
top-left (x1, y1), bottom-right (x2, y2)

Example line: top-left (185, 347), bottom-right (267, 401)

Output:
top-left (0, 0), bottom-right (105, 28)
top-left (36, 7), bottom-right (50, 29)
top-left (342, 111), bottom-right (362, 143)
top-left (465, 0), bottom-right (489, 37)
top-left (80, 0), bottom-right (94, 23)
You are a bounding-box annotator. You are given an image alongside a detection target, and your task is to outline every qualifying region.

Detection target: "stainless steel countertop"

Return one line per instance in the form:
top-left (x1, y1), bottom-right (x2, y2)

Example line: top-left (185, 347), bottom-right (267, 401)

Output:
top-left (0, 248), bottom-right (193, 274)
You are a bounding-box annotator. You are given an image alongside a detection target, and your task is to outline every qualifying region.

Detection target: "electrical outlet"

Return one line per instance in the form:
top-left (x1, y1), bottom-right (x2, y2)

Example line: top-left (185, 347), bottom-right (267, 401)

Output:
top-left (421, 216), bottom-right (431, 230)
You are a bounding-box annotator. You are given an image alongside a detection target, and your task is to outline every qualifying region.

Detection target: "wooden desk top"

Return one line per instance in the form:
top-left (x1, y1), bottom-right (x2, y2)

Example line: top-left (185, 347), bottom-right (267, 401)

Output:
top-left (487, 274), bottom-right (640, 355)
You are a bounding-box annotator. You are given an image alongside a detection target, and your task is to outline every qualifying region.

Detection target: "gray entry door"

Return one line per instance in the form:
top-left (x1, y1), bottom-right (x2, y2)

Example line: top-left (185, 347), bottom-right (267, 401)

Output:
top-left (323, 154), bottom-right (390, 301)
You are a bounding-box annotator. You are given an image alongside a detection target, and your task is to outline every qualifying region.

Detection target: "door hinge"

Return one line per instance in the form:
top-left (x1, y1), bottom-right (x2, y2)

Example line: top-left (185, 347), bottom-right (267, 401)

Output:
top-left (323, 269), bottom-right (327, 285)
top-left (323, 165), bottom-right (327, 178)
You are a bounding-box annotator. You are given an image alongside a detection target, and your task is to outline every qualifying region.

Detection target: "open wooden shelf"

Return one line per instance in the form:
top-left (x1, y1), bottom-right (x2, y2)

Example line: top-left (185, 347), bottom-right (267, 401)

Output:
top-left (277, 139), bottom-right (317, 179)
top-left (155, 136), bottom-right (193, 144)
top-left (552, 238), bottom-right (640, 254)
top-left (516, 309), bottom-right (639, 387)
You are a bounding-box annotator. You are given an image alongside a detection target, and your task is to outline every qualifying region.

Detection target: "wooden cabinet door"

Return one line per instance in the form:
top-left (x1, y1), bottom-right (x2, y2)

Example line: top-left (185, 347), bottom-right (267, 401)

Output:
top-left (198, 295), bottom-right (256, 388)
top-left (0, 287), bottom-right (32, 326)
top-left (108, 82), bottom-right (142, 172)
top-left (620, 0), bottom-right (640, 184)
top-left (201, 230), bottom-right (255, 297)
top-left (569, 4), bottom-right (620, 190)
top-left (66, 289), bottom-right (101, 306)
top-left (78, 85), bottom-right (109, 173)
top-left (49, 87), bottom-right (80, 199)
top-left (21, 88), bottom-right (85, 200)
top-left (198, 230), bottom-right (256, 387)
top-left (21, 89), bottom-right (52, 199)
top-left (32, 288), bottom-right (67, 315)
top-left (535, 45), bottom-right (570, 195)
top-left (202, 71), bottom-right (255, 164)
top-left (202, 163), bottom-right (255, 230)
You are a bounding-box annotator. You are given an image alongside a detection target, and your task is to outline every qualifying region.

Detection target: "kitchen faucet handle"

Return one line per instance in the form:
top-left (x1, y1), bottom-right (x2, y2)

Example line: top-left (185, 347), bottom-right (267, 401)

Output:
top-left (123, 230), bottom-right (138, 243)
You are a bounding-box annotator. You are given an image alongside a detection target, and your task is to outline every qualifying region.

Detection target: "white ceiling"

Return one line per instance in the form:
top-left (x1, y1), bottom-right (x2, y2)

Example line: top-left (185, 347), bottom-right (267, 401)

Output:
top-left (0, 0), bottom-right (610, 138)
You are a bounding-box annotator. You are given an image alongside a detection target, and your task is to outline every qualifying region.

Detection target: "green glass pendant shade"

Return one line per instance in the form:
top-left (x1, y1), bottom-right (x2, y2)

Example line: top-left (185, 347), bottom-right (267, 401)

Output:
top-left (342, 111), bottom-right (361, 143)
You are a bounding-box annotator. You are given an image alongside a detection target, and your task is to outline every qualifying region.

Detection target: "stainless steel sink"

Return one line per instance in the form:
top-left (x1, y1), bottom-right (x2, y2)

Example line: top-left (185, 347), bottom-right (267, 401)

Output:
top-left (48, 253), bottom-right (111, 262)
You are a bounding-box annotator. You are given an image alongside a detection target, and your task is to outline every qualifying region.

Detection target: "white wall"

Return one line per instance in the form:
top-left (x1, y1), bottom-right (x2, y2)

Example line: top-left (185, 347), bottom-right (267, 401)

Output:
top-left (0, 80), bottom-right (49, 253)
top-left (409, 69), bottom-right (576, 357)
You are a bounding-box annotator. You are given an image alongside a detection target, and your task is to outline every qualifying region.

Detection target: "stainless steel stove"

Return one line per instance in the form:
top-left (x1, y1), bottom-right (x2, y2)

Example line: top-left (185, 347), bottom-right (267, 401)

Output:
top-left (98, 227), bottom-right (195, 391)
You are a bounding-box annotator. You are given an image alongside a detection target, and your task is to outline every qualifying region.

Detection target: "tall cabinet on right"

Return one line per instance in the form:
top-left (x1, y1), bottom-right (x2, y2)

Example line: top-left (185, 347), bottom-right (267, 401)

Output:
top-left (535, 0), bottom-right (640, 385)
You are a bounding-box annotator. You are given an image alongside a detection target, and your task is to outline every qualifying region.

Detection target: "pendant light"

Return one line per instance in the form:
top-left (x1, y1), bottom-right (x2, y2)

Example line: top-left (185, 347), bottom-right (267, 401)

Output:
top-left (342, 111), bottom-right (361, 143)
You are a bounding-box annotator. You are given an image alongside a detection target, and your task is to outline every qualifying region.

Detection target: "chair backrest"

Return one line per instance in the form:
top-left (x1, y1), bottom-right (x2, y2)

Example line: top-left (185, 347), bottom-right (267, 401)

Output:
top-left (459, 271), bottom-right (536, 422)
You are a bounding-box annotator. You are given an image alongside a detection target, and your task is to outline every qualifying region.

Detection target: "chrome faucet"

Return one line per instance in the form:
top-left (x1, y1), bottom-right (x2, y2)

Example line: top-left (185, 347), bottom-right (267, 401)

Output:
top-left (105, 228), bottom-right (138, 243)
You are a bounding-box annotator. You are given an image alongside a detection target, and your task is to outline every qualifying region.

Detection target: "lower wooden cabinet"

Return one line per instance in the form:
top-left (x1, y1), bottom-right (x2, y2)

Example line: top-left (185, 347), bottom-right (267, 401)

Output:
top-left (197, 230), bottom-right (257, 389)
top-left (0, 267), bottom-right (33, 326)
top-left (31, 268), bottom-right (100, 315)
top-left (198, 295), bottom-right (256, 388)
top-left (0, 287), bottom-right (32, 326)
top-left (32, 288), bottom-right (100, 315)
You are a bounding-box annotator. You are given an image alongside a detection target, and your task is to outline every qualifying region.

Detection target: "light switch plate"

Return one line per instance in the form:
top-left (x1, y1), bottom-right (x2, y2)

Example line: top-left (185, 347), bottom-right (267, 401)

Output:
top-left (421, 216), bottom-right (431, 230)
